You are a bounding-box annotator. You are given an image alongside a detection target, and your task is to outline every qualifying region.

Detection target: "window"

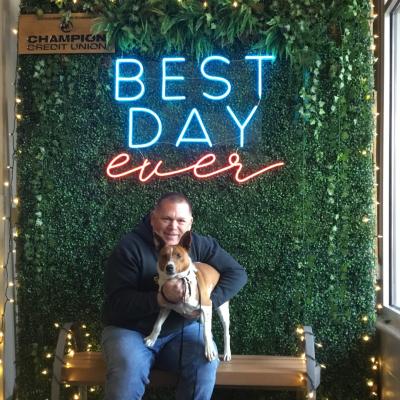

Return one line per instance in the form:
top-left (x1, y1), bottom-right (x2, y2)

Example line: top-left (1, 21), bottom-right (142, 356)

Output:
top-left (384, 0), bottom-right (400, 311)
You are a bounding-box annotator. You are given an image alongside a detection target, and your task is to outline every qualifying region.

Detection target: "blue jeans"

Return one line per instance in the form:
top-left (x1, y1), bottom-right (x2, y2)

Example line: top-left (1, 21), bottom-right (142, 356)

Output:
top-left (101, 323), bottom-right (219, 400)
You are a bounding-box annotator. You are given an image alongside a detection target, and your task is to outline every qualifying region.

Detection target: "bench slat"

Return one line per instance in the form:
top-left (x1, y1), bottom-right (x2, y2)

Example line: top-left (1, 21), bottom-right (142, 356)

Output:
top-left (61, 352), bottom-right (307, 388)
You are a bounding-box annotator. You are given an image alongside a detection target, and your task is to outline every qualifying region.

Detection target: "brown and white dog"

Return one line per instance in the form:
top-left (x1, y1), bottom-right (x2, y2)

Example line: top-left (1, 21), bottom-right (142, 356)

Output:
top-left (144, 231), bottom-right (231, 362)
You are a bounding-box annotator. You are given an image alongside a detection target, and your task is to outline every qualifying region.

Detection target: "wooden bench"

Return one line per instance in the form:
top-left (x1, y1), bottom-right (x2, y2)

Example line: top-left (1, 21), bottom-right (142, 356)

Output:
top-left (51, 323), bottom-right (320, 400)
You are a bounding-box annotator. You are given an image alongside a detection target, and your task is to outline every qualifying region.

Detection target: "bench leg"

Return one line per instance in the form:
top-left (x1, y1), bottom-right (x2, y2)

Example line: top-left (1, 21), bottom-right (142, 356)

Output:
top-left (79, 385), bottom-right (88, 400)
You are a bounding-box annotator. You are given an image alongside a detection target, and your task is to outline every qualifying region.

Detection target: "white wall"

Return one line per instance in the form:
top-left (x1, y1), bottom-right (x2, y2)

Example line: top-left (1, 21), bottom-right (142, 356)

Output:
top-left (0, 0), bottom-right (19, 399)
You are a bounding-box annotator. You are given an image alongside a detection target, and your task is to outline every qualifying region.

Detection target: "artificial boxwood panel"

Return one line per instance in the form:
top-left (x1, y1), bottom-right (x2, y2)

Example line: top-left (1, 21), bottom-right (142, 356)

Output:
top-left (16, 1), bottom-right (377, 399)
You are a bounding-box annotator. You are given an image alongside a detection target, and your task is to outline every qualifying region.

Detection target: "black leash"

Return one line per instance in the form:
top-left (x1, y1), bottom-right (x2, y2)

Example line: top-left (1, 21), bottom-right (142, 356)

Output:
top-left (176, 275), bottom-right (202, 400)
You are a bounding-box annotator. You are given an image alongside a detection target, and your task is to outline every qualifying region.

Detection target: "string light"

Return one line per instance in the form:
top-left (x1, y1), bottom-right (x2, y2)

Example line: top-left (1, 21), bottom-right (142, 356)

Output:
top-left (362, 335), bottom-right (370, 342)
top-left (54, 322), bottom-right (60, 328)
top-left (45, 353), bottom-right (52, 358)
top-left (41, 369), bottom-right (48, 375)
top-left (15, 98), bottom-right (21, 104)
top-left (12, 28), bottom-right (18, 35)
top-left (367, 379), bottom-right (374, 387)
top-left (15, 114), bottom-right (22, 120)
top-left (232, 1), bottom-right (238, 7)
top-left (362, 216), bottom-right (370, 223)
top-left (203, 1), bottom-right (208, 8)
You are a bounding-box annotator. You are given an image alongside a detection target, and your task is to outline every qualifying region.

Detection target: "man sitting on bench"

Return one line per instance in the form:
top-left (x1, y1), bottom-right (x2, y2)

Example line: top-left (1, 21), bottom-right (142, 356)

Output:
top-left (101, 192), bottom-right (247, 400)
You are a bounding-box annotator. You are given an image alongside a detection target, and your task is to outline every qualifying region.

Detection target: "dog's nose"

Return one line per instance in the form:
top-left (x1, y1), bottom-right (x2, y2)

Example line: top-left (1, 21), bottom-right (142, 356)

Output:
top-left (166, 263), bottom-right (174, 274)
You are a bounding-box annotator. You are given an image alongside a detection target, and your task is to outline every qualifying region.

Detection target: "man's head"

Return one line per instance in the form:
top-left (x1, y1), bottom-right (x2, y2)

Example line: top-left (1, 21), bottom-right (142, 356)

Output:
top-left (151, 192), bottom-right (193, 246)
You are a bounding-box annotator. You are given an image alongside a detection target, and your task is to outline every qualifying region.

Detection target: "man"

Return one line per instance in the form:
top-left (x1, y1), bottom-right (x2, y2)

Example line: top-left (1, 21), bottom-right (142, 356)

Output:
top-left (102, 192), bottom-right (247, 400)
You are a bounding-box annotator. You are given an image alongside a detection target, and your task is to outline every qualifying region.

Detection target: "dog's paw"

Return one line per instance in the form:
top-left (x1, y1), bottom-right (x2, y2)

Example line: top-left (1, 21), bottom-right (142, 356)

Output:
top-left (144, 336), bottom-right (156, 347)
top-left (205, 345), bottom-right (217, 362)
top-left (223, 352), bottom-right (232, 362)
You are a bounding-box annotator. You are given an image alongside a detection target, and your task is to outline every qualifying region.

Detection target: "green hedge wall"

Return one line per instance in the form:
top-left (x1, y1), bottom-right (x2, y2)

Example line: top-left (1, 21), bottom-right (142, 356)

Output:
top-left (16, 1), bottom-right (377, 399)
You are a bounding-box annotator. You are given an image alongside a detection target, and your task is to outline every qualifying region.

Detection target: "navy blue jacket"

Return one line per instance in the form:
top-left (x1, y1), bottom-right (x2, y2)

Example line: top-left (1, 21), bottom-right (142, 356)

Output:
top-left (102, 215), bottom-right (247, 336)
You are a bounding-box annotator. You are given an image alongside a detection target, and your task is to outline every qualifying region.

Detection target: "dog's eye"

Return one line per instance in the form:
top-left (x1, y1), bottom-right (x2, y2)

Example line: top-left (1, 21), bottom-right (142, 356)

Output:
top-left (175, 253), bottom-right (181, 259)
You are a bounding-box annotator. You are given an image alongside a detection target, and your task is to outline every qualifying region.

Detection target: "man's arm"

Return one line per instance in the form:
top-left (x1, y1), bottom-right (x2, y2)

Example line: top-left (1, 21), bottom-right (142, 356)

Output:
top-left (197, 235), bottom-right (248, 308)
top-left (103, 244), bottom-right (160, 324)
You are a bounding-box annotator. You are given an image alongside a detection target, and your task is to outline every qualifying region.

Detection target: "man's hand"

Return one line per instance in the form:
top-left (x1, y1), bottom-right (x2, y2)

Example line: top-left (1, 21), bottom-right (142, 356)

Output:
top-left (157, 279), bottom-right (185, 306)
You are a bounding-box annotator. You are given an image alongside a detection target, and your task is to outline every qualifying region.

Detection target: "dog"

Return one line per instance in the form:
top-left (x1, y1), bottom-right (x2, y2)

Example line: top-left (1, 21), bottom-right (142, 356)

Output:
top-left (144, 231), bottom-right (231, 362)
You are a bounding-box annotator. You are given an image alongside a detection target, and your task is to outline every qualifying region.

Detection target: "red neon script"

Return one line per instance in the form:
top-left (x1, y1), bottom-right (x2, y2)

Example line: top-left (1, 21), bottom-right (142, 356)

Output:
top-left (106, 152), bottom-right (285, 184)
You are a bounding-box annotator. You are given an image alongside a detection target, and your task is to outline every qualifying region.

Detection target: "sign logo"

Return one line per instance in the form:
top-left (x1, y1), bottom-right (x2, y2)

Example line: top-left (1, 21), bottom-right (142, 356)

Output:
top-left (18, 13), bottom-right (114, 54)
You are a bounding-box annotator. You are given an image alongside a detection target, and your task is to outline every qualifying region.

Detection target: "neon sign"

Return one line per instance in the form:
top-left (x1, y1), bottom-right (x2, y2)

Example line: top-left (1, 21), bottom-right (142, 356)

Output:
top-left (108, 54), bottom-right (286, 184)
top-left (114, 55), bottom-right (275, 148)
top-left (107, 152), bottom-right (285, 184)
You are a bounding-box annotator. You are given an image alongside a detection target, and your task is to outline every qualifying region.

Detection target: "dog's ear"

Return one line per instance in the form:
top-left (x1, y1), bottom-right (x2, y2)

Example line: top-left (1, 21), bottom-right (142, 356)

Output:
top-left (153, 233), bottom-right (166, 252)
top-left (179, 231), bottom-right (192, 251)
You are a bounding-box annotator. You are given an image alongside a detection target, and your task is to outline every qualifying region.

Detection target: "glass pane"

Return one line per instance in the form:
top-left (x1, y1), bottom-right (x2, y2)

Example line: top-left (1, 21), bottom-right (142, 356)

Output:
top-left (391, 4), bottom-right (400, 308)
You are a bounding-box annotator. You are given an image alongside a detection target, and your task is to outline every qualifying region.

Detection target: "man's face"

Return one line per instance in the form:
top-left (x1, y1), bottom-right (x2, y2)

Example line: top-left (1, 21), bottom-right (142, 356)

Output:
top-left (150, 200), bottom-right (193, 245)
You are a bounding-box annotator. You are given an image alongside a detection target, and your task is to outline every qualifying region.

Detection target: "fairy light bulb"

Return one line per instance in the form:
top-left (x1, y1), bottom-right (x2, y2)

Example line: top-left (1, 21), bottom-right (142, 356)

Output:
top-left (367, 379), bottom-right (374, 387)
top-left (232, 1), bottom-right (238, 7)
top-left (41, 369), bottom-right (48, 375)
top-left (54, 322), bottom-right (60, 328)
top-left (12, 28), bottom-right (18, 35)
top-left (46, 353), bottom-right (52, 358)
top-left (15, 98), bottom-right (21, 104)
top-left (16, 114), bottom-right (22, 120)
top-left (363, 335), bottom-right (370, 342)
top-left (362, 216), bottom-right (370, 223)
top-left (296, 327), bottom-right (304, 335)
top-left (362, 316), bottom-right (368, 322)
top-left (203, 1), bottom-right (207, 7)
top-left (4, 182), bottom-right (9, 187)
